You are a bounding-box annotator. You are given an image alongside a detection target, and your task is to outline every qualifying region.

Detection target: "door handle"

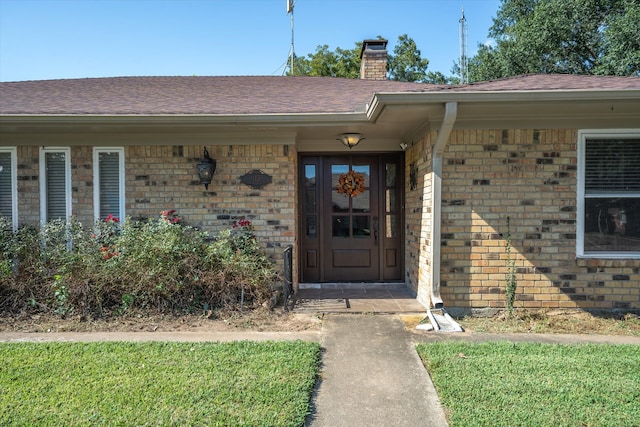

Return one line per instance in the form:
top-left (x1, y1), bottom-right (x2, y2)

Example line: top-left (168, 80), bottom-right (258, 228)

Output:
top-left (373, 216), bottom-right (378, 245)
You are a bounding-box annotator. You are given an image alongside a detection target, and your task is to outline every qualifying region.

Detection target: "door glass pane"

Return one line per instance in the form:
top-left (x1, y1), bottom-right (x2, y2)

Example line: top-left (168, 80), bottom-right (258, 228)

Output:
top-left (306, 215), bottom-right (317, 236)
top-left (305, 165), bottom-right (316, 188)
top-left (386, 215), bottom-right (398, 238)
top-left (352, 165), bottom-right (370, 186)
top-left (352, 189), bottom-right (370, 213)
top-left (332, 216), bottom-right (350, 237)
top-left (331, 164), bottom-right (349, 187)
top-left (386, 163), bottom-right (397, 187)
top-left (352, 216), bottom-right (371, 237)
top-left (332, 190), bottom-right (349, 212)
top-left (305, 190), bottom-right (316, 213)
top-left (386, 189), bottom-right (396, 213)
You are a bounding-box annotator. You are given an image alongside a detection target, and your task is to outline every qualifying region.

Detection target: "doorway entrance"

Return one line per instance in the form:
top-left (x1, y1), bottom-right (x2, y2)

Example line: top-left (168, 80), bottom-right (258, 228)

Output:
top-left (299, 154), bottom-right (403, 282)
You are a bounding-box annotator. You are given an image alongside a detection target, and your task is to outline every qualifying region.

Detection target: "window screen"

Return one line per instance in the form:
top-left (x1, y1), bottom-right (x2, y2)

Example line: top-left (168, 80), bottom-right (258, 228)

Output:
top-left (581, 136), bottom-right (640, 255)
top-left (45, 152), bottom-right (68, 221)
top-left (0, 152), bottom-right (13, 221)
top-left (98, 151), bottom-right (121, 219)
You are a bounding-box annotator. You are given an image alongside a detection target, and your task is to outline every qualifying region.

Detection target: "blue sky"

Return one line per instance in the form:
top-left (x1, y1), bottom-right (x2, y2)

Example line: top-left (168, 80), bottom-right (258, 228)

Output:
top-left (0, 0), bottom-right (501, 82)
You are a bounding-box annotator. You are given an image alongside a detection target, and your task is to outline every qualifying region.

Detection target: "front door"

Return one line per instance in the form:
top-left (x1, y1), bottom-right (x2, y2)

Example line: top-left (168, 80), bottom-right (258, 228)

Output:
top-left (300, 154), bottom-right (403, 282)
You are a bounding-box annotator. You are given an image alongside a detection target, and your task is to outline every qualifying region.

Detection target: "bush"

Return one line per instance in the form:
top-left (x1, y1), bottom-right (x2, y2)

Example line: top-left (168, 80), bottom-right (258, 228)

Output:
top-left (0, 214), bottom-right (278, 317)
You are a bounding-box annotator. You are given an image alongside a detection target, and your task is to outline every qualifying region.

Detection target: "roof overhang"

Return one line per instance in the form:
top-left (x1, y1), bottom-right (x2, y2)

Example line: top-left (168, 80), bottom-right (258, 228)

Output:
top-left (1, 88), bottom-right (639, 152)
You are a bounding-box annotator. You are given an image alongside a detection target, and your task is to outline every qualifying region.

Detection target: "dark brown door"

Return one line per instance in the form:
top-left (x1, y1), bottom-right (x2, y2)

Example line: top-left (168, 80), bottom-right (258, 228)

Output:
top-left (300, 154), bottom-right (403, 282)
top-left (323, 155), bottom-right (379, 281)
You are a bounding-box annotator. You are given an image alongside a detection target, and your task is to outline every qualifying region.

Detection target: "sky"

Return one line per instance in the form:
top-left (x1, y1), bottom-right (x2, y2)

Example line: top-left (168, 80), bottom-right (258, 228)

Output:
top-left (0, 0), bottom-right (502, 82)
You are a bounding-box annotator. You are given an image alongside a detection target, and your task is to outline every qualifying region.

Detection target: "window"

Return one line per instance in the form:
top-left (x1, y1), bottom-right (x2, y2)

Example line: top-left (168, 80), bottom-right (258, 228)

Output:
top-left (39, 147), bottom-right (71, 223)
top-left (578, 130), bottom-right (640, 258)
top-left (0, 147), bottom-right (18, 229)
top-left (93, 148), bottom-right (125, 220)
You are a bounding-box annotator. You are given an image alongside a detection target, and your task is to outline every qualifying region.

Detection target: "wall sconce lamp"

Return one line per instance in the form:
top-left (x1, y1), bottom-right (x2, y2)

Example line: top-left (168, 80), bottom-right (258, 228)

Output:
top-left (196, 147), bottom-right (216, 190)
top-left (337, 133), bottom-right (365, 149)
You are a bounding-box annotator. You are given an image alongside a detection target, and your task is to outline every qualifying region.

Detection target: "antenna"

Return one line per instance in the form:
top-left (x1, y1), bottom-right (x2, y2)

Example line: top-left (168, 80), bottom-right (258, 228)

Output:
top-left (286, 0), bottom-right (295, 75)
top-left (459, 7), bottom-right (469, 84)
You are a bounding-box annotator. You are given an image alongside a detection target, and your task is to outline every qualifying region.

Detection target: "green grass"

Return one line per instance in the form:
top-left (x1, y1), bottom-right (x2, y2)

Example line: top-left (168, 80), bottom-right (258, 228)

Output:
top-left (417, 342), bottom-right (640, 427)
top-left (1, 340), bottom-right (320, 427)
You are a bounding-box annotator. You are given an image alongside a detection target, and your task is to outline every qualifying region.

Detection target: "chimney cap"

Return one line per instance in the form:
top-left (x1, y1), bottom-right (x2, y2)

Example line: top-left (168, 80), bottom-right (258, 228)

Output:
top-left (360, 39), bottom-right (388, 59)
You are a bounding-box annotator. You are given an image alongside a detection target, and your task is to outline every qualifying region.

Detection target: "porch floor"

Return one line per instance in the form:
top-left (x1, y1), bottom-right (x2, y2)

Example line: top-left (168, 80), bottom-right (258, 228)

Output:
top-left (292, 283), bottom-right (427, 314)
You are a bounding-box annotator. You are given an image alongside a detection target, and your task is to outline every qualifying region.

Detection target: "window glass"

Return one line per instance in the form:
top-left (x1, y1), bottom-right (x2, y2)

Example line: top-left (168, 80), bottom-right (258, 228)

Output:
top-left (332, 216), bottom-right (350, 237)
top-left (579, 133), bottom-right (640, 257)
top-left (98, 152), bottom-right (120, 219)
top-left (386, 163), bottom-right (397, 187)
top-left (45, 152), bottom-right (68, 221)
top-left (0, 151), bottom-right (14, 222)
top-left (352, 190), bottom-right (370, 213)
top-left (352, 165), bottom-right (370, 187)
top-left (352, 216), bottom-right (371, 237)
top-left (386, 215), bottom-right (398, 238)
top-left (94, 148), bottom-right (124, 221)
top-left (306, 215), bottom-right (317, 236)
top-left (305, 165), bottom-right (316, 188)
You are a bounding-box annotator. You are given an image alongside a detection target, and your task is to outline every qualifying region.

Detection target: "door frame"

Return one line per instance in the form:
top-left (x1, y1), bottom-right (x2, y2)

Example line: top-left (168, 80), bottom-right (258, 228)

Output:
top-left (298, 153), bottom-right (404, 283)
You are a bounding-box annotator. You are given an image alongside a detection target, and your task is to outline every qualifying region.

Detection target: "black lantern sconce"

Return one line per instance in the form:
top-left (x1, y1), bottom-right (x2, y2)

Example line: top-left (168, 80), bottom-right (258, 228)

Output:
top-left (196, 147), bottom-right (216, 190)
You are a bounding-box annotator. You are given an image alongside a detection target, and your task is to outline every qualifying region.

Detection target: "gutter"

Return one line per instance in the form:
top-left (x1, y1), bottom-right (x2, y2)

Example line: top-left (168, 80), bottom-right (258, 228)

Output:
top-left (421, 101), bottom-right (464, 333)
top-left (429, 102), bottom-right (457, 309)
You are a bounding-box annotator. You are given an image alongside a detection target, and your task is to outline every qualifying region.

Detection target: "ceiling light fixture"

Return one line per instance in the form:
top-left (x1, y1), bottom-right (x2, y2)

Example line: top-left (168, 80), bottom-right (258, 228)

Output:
top-left (337, 133), bottom-right (365, 149)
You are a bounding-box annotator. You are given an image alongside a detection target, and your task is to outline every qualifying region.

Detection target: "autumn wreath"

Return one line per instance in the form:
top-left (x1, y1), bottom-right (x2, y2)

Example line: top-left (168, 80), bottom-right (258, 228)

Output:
top-left (337, 170), bottom-right (366, 197)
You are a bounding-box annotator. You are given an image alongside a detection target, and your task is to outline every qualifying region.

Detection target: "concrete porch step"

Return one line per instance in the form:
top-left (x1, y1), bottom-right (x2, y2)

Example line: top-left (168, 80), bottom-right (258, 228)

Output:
top-left (293, 283), bottom-right (427, 314)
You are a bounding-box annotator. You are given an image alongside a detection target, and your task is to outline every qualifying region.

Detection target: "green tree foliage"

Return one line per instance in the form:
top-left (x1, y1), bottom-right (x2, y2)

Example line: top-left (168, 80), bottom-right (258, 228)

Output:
top-left (468, 0), bottom-right (640, 81)
top-left (291, 34), bottom-right (451, 83)
top-left (387, 34), bottom-right (429, 82)
top-left (291, 43), bottom-right (362, 78)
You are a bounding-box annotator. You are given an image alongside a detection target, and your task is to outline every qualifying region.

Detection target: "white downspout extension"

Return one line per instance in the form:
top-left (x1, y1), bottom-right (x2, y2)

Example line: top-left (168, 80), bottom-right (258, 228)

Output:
top-left (429, 102), bottom-right (457, 309)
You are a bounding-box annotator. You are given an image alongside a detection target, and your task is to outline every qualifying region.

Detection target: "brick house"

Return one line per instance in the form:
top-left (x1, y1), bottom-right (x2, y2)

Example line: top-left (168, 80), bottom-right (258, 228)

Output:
top-left (1, 41), bottom-right (639, 312)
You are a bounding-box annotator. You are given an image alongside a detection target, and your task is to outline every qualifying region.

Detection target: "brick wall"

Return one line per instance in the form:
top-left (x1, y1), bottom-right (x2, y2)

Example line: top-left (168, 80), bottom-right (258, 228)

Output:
top-left (404, 131), bottom-right (436, 306)
top-left (15, 143), bottom-right (297, 273)
top-left (407, 128), bottom-right (640, 311)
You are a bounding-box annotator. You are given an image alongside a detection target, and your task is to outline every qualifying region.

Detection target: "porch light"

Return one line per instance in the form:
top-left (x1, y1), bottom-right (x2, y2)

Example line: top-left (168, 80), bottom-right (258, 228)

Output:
top-left (196, 147), bottom-right (216, 190)
top-left (337, 133), bottom-right (365, 149)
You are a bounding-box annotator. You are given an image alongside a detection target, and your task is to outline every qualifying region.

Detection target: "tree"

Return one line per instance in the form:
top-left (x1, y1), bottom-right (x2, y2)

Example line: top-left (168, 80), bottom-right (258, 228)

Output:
top-left (387, 34), bottom-right (429, 82)
top-left (468, 0), bottom-right (640, 81)
top-left (290, 34), bottom-right (451, 83)
top-left (291, 43), bottom-right (361, 78)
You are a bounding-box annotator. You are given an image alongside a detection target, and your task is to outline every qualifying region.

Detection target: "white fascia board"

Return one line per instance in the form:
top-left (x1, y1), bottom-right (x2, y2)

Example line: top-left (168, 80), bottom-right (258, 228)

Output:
top-left (367, 89), bottom-right (640, 121)
top-left (0, 112), bottom-right (370, 126)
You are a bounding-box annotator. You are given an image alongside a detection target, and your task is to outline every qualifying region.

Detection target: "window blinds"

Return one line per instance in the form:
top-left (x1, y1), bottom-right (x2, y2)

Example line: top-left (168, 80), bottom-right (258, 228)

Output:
top-left (45, 152), bottom-right (67, 221)
top-left (98, 152), bottom-right (120, 219)
top-left (0, 152), bottom-right (12, 220)
top-left (584, 138), bottom-right (640, 193)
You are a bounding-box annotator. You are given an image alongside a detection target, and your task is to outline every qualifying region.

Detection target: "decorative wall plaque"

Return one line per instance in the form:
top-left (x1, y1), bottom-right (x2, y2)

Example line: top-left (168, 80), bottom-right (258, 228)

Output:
top-left (409, 162), bottom-right (418, 191)
top-left (240, 169), bottom-right (272, 189)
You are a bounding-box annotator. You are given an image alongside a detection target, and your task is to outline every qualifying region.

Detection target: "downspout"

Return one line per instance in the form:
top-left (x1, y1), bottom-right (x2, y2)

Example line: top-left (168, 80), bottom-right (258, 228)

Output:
top-left (429, 102), bottom-right (457, 309)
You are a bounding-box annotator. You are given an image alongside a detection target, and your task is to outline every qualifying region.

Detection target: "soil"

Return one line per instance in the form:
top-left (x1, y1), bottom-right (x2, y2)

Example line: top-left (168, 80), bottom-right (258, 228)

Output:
top-left (455, 309), bottom-right (640, 336)
top-left (0, 307), bottom-right (323, 334)
top-left (1, 307), bottom-right (639, 337)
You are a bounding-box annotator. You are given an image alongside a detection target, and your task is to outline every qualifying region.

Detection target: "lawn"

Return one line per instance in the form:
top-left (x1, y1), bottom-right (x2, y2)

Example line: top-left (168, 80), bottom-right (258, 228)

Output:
top-left (0, 340), bottom-right (320, 427)
top-left (417, 342), bottom-right (640, 427)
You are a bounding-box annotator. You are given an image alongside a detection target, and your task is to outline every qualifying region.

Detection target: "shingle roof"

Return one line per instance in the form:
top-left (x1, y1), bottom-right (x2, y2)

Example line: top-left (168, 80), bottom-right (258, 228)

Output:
top-left (1, 74), bottom-right (638, 115)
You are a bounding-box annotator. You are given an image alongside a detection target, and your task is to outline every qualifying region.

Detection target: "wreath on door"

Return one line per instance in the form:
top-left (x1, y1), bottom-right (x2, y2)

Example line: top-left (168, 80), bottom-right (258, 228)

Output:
top-left (337, 170), bottom-right (366, 197)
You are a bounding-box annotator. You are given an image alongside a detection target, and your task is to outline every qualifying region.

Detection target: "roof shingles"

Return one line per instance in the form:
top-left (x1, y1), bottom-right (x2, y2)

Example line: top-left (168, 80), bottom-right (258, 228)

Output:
top-left (0, 74), bottom-right (638, 116)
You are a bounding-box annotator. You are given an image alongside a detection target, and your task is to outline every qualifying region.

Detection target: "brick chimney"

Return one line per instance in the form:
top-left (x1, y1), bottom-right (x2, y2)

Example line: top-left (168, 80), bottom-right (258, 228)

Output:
top-left (359, 39), bottom-right (388, 80)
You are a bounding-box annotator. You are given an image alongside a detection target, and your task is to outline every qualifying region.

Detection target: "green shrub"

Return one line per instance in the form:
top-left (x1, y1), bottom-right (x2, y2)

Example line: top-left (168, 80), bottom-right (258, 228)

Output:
top-left (0, 214), bottom-right (278, 316)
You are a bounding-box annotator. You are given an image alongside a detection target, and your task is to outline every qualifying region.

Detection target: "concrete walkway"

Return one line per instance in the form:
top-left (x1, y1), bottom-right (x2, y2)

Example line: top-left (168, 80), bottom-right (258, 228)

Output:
top-left (306, 314), bottom-right (448, 427)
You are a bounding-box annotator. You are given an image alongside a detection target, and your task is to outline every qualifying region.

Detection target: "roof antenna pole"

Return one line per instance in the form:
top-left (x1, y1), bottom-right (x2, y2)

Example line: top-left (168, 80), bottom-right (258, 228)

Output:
top-left (459, 7), bottom-right (468, 84)
top-left (287, 0), bottom-right (295, 75)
